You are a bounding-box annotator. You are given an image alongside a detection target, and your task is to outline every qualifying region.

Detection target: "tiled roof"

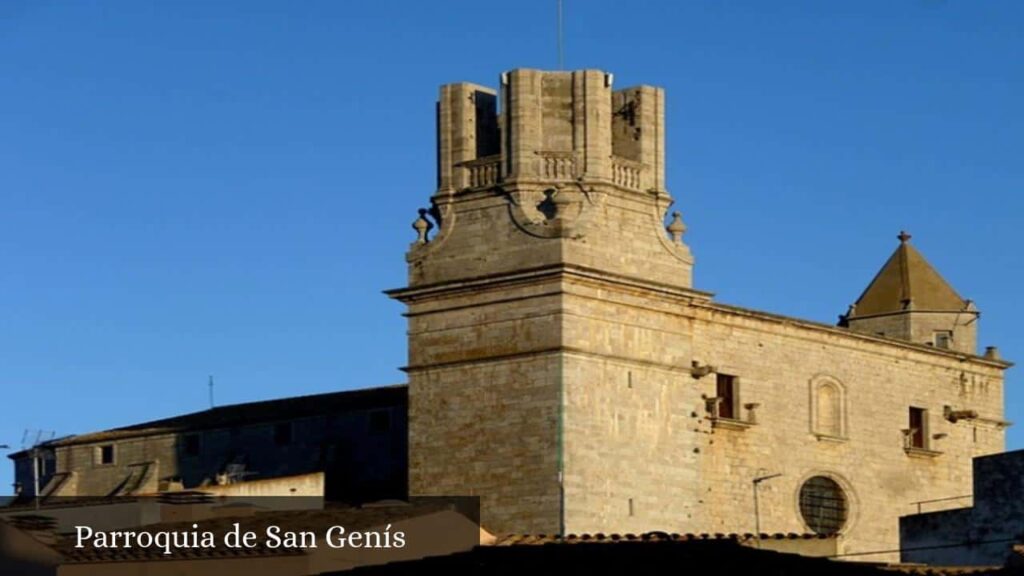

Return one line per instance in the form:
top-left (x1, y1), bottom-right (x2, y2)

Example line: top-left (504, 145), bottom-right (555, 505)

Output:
top-left (3, 495), bottom-right (142, 510)
top-left (327, 537), bottom-right (896, 576)
top-left (881, 566), bottom-right (1002, 575)
top-left (4, 514), bottom-right (58, 531)
top-left (495, 531), bottom-right (834, 545)
top-left (9, 385), bottom-right (406, 456)
top-left (319, 531), bottom-right (1010, 576)
top-left (850, 233), bottom-right (968, 318)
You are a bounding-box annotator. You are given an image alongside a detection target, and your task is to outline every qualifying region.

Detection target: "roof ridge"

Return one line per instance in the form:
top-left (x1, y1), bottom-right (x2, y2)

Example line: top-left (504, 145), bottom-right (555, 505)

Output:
top-left (899, 240), bottom-right (911, 307)
top-left (13, 385), bottom-right (409, 453)
top-left (850, 232), bottom-right (967, 318)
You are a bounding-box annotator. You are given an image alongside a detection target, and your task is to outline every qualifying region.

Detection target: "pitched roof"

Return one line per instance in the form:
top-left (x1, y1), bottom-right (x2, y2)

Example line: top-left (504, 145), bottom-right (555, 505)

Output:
top-left (8, 385), bottom-right (407, 456)
top-left (850, 232), bottom-right (968, 318)
top-left (495, 532), bottom-right (833, 546)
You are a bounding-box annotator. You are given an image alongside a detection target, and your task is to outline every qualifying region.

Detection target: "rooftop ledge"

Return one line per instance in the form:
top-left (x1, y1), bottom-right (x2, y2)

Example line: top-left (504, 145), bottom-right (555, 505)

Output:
top-left (386, 265), bottom-right (1012, 370)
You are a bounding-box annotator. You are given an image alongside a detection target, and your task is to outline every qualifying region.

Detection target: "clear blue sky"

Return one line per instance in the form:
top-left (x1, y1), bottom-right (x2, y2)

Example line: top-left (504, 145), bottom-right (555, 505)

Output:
top-left (2, 1), bottom-right (1021, 494)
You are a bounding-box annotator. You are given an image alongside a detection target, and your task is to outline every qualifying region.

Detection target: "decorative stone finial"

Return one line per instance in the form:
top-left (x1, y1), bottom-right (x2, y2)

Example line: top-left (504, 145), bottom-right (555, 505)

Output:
top-left (412, 209), bottom-right (432, 245)
top-left (898, 230), bottom-right (912, 244)
top-left (666, 212), bottom-right (686, 245)
top-left (984, 346), bottom-right (1001, 360)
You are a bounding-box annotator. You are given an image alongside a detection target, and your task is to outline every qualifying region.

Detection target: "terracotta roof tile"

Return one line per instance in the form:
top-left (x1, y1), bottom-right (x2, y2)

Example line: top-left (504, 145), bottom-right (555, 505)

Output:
top-left (493, 531), bottom-right (834, 546)
top-left (327, 538), bottom-right (893, 576)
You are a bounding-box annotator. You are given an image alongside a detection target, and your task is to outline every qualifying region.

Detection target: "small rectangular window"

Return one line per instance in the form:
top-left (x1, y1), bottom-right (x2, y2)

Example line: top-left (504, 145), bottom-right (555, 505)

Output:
top-left (716, 374), bottom-right (738, 420)
top-left (909, 407), bottom-right (927, 449)
top-left (934, 331), bottom-right (952, 349)
top-left (183, 434), bottom-right (201, 456)
top-left (97, 444), bottom-right (115, 465)
top-left (274, 422), bottom-right (293, 446)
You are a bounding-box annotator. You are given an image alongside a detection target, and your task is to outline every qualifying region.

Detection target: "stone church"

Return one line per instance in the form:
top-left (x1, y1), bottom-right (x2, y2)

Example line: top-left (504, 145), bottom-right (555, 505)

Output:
top-left (386, 68), bottom-right (1010, 560)
top-left (8, 68), bottom-right (1010, 562)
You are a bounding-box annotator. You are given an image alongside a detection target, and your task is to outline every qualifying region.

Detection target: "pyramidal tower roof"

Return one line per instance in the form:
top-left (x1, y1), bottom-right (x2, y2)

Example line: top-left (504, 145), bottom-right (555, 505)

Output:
top-left (850, 231), bottom-right (968, 317)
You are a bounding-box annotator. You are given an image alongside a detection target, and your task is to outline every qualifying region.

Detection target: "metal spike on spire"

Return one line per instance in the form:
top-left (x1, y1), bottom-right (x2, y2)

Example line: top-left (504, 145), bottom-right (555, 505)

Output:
top-left (557, 0), bottom-right (565, 70)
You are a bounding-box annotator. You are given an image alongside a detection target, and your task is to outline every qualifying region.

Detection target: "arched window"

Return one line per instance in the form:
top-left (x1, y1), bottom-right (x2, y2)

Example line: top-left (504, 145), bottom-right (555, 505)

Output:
top-left (817, 383), bottom-right (840, 436)
top-left (810, 376), bottom-right (846, 438)
top-left (799, 476), bottom-right (848, 535)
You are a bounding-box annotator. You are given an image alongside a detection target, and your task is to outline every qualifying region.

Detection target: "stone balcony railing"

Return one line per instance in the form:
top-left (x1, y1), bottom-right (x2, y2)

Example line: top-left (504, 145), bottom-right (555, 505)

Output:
top-left (612, 156), bottom-right (644, 190)
top-left (539, 151), bottom-right (578, 180)
top-left (458, 153), bottom-right (647, 190)
top-left (461, 155), bottom-right (502, 188)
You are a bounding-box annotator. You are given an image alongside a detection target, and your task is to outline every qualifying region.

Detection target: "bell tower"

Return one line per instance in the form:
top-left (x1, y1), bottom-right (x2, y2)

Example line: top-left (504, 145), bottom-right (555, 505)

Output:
top-left (389, 69), bottom-right (704, 534)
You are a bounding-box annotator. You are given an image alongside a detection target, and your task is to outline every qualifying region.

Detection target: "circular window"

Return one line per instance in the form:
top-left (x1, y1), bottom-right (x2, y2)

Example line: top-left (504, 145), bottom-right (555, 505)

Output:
top-left (799, 476), bottom-right (848, 535)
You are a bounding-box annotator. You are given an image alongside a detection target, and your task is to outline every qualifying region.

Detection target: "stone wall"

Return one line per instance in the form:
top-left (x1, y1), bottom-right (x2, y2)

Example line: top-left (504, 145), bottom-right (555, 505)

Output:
top-left (550, 272), bottom-right (1004, 560)
top-left (401, 277), bottom-right (564, 534)
top-left (690, 303), bottom-right (1004, 561)
top-left (198, 471), bottom-right (324, 497)
top-left (560, 275), bottom-right (703, 534)
top-left (19, 404), bottom-right (407, 502)
top-left (901, 449), bottom-right (1024, 566)
top-left (847, 310), bottom-right (978, 355)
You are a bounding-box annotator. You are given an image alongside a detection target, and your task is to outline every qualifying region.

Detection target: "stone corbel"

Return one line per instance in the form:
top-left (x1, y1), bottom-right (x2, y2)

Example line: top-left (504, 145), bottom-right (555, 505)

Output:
top-left (744, 402), bottom-right (761, 425)
top-left (504, 181), bottom-right (600, 239)
top-left (943, 405), bottom-right (979, 423)
top-left (690, 360), bottom-right (716, 379)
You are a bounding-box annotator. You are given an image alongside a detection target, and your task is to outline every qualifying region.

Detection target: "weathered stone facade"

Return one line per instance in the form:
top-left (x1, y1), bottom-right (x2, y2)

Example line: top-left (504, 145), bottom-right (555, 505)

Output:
top-left (388, 68), bottom-right (1011, 561)
top-left (9, 388), bottom-right (407, 504)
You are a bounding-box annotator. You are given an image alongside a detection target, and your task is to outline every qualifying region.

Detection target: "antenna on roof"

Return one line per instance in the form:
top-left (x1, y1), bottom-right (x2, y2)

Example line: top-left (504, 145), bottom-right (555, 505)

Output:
top-left (557, 0), bottom-right (565, 70)
top-left (21, 429), bottom-right (54, 450)
top-left (22, 429), bottom-right (54, 509)
top-left (208, 375), bottom-right (215, 409)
